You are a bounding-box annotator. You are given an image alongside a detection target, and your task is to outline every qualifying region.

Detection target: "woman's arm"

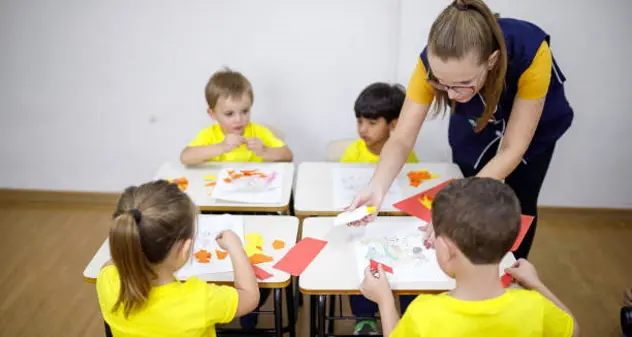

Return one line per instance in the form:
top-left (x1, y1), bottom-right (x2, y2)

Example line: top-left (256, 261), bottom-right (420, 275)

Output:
top-left (477, 41), bottom-right (552, 180)
top-left (476, 97), bottom-right (544, 179)
top-left (370, 98), bottom-right (430, 192)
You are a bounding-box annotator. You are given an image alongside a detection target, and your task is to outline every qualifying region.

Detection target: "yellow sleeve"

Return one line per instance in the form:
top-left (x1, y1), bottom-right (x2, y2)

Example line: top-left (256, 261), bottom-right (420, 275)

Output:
top-left (340, 141), bottom-right (359, 163)
top-left (188, 128), bottom-right (217, 147)
top-left (406, 151), bottom-right (419, 163)
top-left (390, 305), bottom-right (422, 337)
top-left (204, 283), bottom-right (239, 325)
top-left (406, 58), bottom-right (435, 105)
top-left (517, 41), bottom-right (552, 100)
top-left (254, 125), bottom-right (285, 148)
top-left (540, 294), bottom-right (574, 337)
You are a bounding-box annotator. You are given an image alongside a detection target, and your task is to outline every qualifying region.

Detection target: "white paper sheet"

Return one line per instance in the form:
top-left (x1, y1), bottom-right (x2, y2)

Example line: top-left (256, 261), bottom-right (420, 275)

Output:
top-left (353, 218), bottom-right (451, 284)
top-left (176, 214), bottom-right (244, 278)
top-left (332, 167), bottom-right (403, 209)
top-left (211, 164), bottom-right (284, 204)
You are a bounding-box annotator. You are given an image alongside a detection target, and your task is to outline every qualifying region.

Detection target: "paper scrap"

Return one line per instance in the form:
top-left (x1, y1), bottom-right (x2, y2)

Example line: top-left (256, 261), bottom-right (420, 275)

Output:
top-left (250, 253), bottom-right (274, 265)
top-left (273, 237), bottom-right (327, 276)
top-left (511, 215), bottom-right (534, 251)
top-left (204, 175), bottom-right (217, 181)
top-left (244, 233), bottom-right (264, 257)
top-left (168, 177), bottom-right (189, 192)
top-left (194, 249), bottom-right (211, 263)
top-left (370, 259), bottom-right (394, 274)
top-left (407, 170), bottom-right (439, 187)
top-left (272, 240), bottom-right (285, 250)
top-left (500, 273), bottom-right (513, 288)
top-left (418, 195), bottom-right (433, 209)
top-left (253, 265), bottom-right (273, 280)
top-left (215, 249), bottom-right (228, 260)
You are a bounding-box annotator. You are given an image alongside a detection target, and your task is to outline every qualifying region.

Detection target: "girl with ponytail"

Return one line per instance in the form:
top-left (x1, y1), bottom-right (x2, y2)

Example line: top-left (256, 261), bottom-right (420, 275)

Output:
top-left (97, 180), bottom-right (259, 337)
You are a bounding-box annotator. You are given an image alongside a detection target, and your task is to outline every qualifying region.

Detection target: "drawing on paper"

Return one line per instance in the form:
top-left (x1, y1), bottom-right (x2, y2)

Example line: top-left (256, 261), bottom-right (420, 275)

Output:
top-left (176, 214), bottom-right (245, 278)
top-left (211, 164), bottom-right (285, 204)
top-left (332, 167), bottom-right (403, 209)
top-left (353, 220), bottom-right (451, 284)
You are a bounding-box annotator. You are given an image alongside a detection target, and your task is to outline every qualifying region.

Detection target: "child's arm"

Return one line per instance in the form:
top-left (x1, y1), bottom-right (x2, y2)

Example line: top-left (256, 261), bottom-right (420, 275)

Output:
top-left (360, 265), bottom-right (400, 335)
top-left (180, 145), bottom-right (227, 165)
top-left (506, 259), bottom-right (579, 337)
top-left (216, 230), bottom-right (260, 317)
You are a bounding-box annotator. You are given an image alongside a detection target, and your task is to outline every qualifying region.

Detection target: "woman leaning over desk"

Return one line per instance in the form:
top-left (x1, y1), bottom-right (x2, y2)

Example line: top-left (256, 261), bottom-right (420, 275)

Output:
top-left (349, 0), bottom-right (574, 259)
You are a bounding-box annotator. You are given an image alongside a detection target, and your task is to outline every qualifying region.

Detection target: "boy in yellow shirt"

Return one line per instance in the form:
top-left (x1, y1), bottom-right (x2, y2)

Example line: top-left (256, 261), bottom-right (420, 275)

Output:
top-left (342, 82), bottom-right (418, 335)
top-left (340, 82), bottom-right (418, 164)
top-left (180, 68), bottom-right (293, 165)
top-left (361, 177), bottom-right (579, 337)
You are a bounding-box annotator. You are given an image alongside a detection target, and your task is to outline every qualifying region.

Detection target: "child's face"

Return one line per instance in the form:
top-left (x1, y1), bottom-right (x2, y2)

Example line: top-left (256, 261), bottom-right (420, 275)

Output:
top-left (356, 117), bottom-right (394, 147)
top-left (209, 93), bottom-right (252, 135)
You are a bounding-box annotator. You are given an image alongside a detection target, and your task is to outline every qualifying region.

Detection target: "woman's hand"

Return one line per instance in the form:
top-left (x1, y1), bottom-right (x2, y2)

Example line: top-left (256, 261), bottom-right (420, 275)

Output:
top-left (345, 185), bottom-right (385, 227)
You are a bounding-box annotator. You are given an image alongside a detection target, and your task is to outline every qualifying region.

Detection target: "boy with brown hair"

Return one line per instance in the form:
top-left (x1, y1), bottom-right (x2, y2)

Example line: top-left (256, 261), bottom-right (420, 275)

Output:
top-left (180, 68), bottom-right (292, 165)
top-left (361, 177), bottom-right (579, 337)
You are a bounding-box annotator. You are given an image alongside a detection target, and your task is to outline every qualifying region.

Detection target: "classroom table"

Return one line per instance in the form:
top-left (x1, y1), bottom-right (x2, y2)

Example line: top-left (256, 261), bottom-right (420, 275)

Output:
top-left (293, 162), bottom-right (463, 218)
top-left (298, 216), bottom-right (517, 337)
top-left (154, 162), bottom-right (295, 214)
top-left (83, 215), bottom-right (299, 337)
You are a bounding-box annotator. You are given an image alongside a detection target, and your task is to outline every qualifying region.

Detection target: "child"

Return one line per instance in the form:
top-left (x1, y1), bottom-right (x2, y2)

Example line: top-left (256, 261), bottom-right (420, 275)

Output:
top-left (360, 177), bottom-right (579, 337)
top-left (180, 68), bottom-right (293, 165)
top-left (340, 82), bottom-right (418, 164)
top-left (96, 180), bottom-right (260, 337)
top-left (341, 82), bottom-right (418, 335)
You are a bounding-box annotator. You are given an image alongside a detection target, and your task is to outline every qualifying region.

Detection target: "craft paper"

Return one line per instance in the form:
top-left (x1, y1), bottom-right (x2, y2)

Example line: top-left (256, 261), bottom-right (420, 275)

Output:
top-left (500, 273), bottom-right (513, 288)
top-left (511, 215), bottom-right (534, 251)
top-left (176, 214), bottom-right (244, 278)
top-left (392, 179), bottom-right (455, 221)
top-left (354, 219), bottom-right (451, 284)
top-left (332, 167), bottom-right (403, 209)
top-left (273, 237), bottom-right (327, 276)
top-left (369, 259), bottom-right (394, 274)
top-left (211, 165), bottom-right (284, 204)
top-left (253, 265), bottom-right (273, 281)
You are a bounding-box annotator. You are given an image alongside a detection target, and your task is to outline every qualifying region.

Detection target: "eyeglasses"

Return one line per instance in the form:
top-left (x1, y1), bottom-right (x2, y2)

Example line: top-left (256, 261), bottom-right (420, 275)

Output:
top-left (426, 67), bottom-right (482, 96)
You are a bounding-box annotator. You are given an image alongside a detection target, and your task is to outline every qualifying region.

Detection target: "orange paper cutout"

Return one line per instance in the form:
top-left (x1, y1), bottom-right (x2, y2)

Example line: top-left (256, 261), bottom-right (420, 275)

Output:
top-left (215, 249), bottom-right (229, 260)
top-left (272, 240), bottom-right (285, 250)
top-left (406, 170), bottom-right (438, 187)
top-left (194, 249), bottom-right (211, 263)
top-left (249, 253), bottom-right (274, 265)
top-left (168, 177), bottom-right (189, 191)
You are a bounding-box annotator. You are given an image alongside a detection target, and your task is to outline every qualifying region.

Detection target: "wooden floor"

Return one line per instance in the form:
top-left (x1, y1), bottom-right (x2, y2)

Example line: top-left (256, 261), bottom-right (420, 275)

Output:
top-left (0, 202), bottom-right (630, 337)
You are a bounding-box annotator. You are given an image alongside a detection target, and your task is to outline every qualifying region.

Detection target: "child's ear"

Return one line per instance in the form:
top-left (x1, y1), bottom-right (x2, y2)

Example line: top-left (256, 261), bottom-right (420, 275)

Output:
top-left (179, 238), bottom-right (193, 261)
top-left (388, 119), bottom-right (398, 131)
top-left (208, 108), bottom-right (217, 121)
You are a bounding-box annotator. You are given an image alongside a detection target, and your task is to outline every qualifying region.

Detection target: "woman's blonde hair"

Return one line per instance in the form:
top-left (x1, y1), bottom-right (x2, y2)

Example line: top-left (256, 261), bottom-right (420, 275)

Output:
top-left (428, 0), bottom-right (507, 132)
top-left (109, 180), bottom-right (197, 317)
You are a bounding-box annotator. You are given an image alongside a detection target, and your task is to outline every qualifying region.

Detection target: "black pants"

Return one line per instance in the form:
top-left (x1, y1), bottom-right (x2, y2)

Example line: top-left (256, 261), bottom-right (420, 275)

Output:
top-left (456, 145), bottom-right (555, 259)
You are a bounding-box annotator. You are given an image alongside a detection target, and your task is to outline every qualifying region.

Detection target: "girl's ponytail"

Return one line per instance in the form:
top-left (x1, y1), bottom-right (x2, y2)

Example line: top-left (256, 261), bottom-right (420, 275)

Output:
top-left (110, 210), bottom-right (154, 318)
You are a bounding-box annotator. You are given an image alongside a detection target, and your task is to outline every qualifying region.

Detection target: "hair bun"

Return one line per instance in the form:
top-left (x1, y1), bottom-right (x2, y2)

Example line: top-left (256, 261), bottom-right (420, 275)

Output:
top-left (453, 0), bottom-right (470, 10)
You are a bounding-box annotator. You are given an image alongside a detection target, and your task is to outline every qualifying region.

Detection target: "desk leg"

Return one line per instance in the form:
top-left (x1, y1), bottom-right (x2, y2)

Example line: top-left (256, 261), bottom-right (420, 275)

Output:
top-left (328, 295), bottom-right (335, 336)
top-left (318, 295), bottom-right (326, 337)
top-left (309, 295), bottom-right (317, 337)
top-left (285, 285), bottom-right (296, 337)
top-left (274, 289), bottom-right (283, 337)
top-left (104, 321), bottom-right (113, 337)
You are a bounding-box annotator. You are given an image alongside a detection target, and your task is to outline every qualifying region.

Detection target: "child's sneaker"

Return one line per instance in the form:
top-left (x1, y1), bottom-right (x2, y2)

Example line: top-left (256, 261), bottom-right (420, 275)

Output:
top-left (353, 320), bottom-right (378, 335)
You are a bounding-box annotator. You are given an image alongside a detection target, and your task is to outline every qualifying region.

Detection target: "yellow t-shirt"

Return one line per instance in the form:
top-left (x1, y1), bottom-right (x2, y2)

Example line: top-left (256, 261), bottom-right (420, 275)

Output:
top-left (340, 139), bottom-right (419, 163)
top-left (187, 122), bottom-right (285, 162)
top-left (97, 265), bottom-right (239, 337)
top-left (391, 289), bottom-right (574, 337)
top-left (407, 41), bottom-right (553, 104)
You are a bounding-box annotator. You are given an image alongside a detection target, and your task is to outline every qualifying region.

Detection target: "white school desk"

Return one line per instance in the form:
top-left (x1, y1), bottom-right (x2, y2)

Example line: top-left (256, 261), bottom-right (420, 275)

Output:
top-left (299, 217), bottom-right (516, 337)
top-left (83, 215), bottom-right (299, 337)
top-left (293, 162), bottom-right (463, 217)
top-left (154, 162), bottom-right (295, 214)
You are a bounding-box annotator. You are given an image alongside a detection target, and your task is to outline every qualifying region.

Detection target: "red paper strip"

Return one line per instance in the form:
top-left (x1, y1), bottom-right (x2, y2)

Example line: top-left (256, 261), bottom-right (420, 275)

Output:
top-left (252, 265), bottom-right (273, 281)
top-left (272, 237), bottom-right (327, 276)
top-left (500, 273), bottom-right (513, 288)
top-left (392, 179), bottom-right (455, 222)
top-left (511, 215), bottom-right (534, 251)
top-left (369, 259), bottom-right (394, 274)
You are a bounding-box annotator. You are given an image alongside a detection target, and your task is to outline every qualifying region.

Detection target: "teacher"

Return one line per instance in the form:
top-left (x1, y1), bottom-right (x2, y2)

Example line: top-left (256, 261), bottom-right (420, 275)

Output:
top-left (349, 0), bottom-right (573, 259)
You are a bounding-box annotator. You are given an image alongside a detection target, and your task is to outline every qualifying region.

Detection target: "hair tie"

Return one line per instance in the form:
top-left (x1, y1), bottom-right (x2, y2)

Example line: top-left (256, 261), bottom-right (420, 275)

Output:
top-left (453, 1), bottom-right (470, 10)
top-left (128, 209), bottom-right (142, 225)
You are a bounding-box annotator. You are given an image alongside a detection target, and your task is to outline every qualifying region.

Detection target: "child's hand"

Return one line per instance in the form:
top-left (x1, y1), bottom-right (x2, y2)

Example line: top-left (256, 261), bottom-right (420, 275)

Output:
top-left (246, 138), bottom-right (266, 156)
top-left (221, 134), bottom-right (245, 152)
top-left (215, 230), bottom-right (243, 252)
top-left (505, 258), bottom-right (543, 290)
top-left (420, 222), bottom-right (435, 249)
top-left (360, 264), bottom-right (393, 305)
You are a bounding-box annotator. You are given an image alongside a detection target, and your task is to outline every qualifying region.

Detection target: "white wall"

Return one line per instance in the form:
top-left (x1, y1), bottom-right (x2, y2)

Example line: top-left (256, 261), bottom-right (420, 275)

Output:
top-left (1, 0), bottom-right (631, 208)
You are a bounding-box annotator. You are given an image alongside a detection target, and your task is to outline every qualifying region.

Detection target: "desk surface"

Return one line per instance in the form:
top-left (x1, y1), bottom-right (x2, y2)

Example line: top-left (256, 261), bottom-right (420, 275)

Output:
top-left (299, 216), bottom-right (516, 294)
top-left (294, 162), bottom-right (463, 216)
top-left (83, 215), bottom-right (299, 288)
top-left (154, 162), bottom-right (294, 212)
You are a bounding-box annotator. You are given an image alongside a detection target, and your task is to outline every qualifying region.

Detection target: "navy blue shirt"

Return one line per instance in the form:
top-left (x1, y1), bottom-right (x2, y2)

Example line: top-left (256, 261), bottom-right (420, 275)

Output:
top-left (419, 18), bottom-right (573, 169)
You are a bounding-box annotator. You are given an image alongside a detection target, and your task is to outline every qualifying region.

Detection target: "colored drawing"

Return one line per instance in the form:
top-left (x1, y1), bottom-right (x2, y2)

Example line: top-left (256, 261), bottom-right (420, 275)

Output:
top-left (211, 164), bottom-right (285, 204)
top-left (332, 167), bottom-right (403, 209)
